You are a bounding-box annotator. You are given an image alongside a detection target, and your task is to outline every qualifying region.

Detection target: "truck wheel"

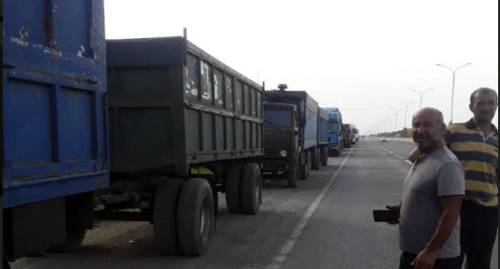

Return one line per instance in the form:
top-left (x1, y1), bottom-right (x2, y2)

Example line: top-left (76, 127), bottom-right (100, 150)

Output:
top-left (49, 192), bottom-right (92, 253)
top-left (312, 148), bottom-right (321, 170)
top-left (287, 169), bottom-right (298, 188)
top-left (49, 227), bottom-right (87, 253)
top-left (306, 151), bottom-right (312, 176)
top-left (3, 250), bottom-right (11, 269)
top-left (299, 152), bottom-right (307, 180)
top-left (225, 164), bottom-right (243, 214)
top-left (240, 163), bottom-right (262, 214)
top-left (153, 178), bottom-right (184, 255)
top-left (321, 148), bottom-right (328, 166)
top-left (177, 178), bottom-right (215, 256)
top-left (332, 149), bottom-right (340, 157)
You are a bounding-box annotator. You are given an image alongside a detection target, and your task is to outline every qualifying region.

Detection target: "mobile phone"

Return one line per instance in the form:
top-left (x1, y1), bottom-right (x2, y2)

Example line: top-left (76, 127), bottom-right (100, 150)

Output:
top-left (373, 209), bottom-right (399, 222)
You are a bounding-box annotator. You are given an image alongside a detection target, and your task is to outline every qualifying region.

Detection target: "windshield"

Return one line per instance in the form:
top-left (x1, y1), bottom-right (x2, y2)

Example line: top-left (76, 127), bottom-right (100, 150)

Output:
top-left (328, 123), bottom-right (340, 133)
top-left (264, 107), bottom-right (292, 128)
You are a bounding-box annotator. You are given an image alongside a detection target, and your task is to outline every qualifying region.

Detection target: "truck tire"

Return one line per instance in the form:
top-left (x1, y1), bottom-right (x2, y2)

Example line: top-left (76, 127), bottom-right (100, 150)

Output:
top-left (332, 148), bottom-right (340, 157)
top-left (225, 164), bottom-right (243, 214)
top-left (240, 163), bottom-right (262, 214)
top-left (49, 227), bottom-right (86, 253)
top-left (177, 178), bottom-right (215, 256)
top-left (287, 169), bottom-right (298, 188)
top-left (321, 147), bottom-right (328, 166)
top-left (3, 250), bottom-right (11, 269)
top-left (153, 178), bottom-right (184, 255)
top-left (312, 148), bottom-right (320, 170)
top-left (307, 151), bottom-right (312, 174)
top-left (49, 192), bottom-right (93, 253)
top-left (299, 152), bottom-right (307, 180)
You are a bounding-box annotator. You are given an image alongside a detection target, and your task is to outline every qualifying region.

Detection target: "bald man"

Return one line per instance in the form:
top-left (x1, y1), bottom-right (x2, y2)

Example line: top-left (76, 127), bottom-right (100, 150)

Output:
top-left (388, 108), bottom-right (465, 269)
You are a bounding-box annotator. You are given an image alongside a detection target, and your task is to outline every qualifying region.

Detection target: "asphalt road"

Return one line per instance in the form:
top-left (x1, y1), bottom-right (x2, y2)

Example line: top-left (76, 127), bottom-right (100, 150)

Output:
top-left (11, 138), bottom-right (498, 269)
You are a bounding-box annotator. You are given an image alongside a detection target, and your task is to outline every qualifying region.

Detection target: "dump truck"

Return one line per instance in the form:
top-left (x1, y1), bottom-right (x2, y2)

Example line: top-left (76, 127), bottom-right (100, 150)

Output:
top-left (261, 98), bottom-right (301, 187)
top-left (316, 107), bottom-right (330, 166)
top-left (342, 123), bottom-right (353, 148)
top-left (262, 87), bottom-right (324, 181)
top-left (3, 1), bottom-right (109, 265)
top-left (350, 124), bottom-right (359, 144)
top-left (3, 1), bottom-right (264, 264)
top-left (97, 35), bottom-right (264, 256)
top-left (322, 107), bottom-right (343, 156)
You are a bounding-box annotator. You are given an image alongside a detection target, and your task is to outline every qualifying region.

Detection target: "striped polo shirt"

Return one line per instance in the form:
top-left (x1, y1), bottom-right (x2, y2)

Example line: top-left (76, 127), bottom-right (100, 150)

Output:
top-left (442, 118), bottom-right (498, 207)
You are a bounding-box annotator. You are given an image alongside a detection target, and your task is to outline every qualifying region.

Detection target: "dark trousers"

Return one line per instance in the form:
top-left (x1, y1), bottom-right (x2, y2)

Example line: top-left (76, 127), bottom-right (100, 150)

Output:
top-left (459, 200), bottom-right (498, 269)
top-left (399, 252), bottom-right (462, 269)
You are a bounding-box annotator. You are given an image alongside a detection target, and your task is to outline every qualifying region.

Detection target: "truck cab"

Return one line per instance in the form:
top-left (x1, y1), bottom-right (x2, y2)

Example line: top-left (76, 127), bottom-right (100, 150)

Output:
top-left (328, 120), bottom-right (342, 156)
top-left (262, 102), bottom-right (300, 188)
top-left (342, 124), bottom-right (352, 148)
top-left (323, 108), bottom-right (343, 156)
top-left (351, 125), bottom-right (359, 144)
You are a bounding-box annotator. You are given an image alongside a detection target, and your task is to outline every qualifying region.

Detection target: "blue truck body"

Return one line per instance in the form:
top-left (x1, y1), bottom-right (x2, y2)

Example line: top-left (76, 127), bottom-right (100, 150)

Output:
top-left (317, 107), bottom-right (329, 146)
top-left (263, 90), bottom-right (318, 150)
top-left (3, 0), bottom-right (109, 261)
top-left (322, 107), bottom-right (343, 155)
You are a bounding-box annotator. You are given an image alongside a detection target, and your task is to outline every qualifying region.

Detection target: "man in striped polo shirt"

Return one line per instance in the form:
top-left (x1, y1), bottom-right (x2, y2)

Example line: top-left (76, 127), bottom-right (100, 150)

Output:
top-left (409, 87), bottom-right (498, 269)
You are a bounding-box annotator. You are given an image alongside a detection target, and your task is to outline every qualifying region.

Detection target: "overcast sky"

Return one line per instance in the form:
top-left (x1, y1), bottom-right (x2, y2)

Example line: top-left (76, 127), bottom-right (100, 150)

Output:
top-left (104, 0), bottom-right (498, 134)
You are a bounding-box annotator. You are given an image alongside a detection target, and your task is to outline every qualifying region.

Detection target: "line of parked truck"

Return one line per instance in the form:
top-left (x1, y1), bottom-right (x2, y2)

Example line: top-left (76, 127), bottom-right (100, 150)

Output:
top-left (321, 108), bottom-right (359, 156)
top-left (2, 2), bottom-right (358, 267)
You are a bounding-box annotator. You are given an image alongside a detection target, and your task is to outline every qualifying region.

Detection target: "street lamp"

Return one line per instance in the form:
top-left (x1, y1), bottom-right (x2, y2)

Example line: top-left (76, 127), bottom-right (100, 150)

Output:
top-left (436, 62), bottom-right (472, 124)
top-left (385, 113), bottom-right (392, 133)
top-left (410, 88), bottom-right (434, 109)
top-left (390, 107), bottom-right (404, 131)
top-left (398, 100), bottom-right (417, 129)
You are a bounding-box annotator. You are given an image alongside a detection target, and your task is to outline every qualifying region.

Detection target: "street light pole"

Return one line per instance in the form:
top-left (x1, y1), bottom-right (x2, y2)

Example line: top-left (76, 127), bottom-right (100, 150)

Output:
top-left (436, 62), bottom-right (472, 124)
top-left (386, 113), bottom-right (392, 133)
top-left (390, 107), bottom-right (404, 131)
top-left (410, 88), bottom-right (434, 109)
top-left (398, 100), bottom-right (417, 129)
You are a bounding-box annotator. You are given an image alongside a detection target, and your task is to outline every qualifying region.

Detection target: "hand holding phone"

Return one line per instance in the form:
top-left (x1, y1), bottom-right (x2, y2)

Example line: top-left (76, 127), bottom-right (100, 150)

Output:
top-left (385, 202), bottom-right (401, 224)
top-left (373, 208), bottom-right (400, 224)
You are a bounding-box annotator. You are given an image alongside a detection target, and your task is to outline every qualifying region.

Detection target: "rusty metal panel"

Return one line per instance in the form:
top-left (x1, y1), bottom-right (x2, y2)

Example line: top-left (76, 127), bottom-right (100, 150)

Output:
top-left (107, 37), bottom-right (264, 175)
top-left (3, 0), bottom-right (109, 208)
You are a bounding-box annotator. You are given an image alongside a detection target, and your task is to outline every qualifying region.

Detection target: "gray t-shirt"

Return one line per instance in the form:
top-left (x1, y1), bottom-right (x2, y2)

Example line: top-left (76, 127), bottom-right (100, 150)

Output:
top-left (399, 147), bottom-right (465, 259)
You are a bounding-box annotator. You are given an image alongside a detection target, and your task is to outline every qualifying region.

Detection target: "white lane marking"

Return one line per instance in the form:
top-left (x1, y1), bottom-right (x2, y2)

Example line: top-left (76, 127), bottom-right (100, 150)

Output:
top-left (380, 146), bottom-right (412, 166)
top-left (265, 147), bottom-right (354, 269)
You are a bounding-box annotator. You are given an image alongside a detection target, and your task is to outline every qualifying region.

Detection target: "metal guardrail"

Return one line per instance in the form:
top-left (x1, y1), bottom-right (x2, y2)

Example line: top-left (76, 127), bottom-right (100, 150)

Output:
top-left (385, 138), bottom-right (414, 143)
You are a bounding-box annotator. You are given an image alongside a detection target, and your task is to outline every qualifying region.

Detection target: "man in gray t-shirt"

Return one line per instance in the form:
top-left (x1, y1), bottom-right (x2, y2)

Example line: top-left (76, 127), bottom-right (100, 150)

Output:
top-left (387, 108), bottom-right (465, 269)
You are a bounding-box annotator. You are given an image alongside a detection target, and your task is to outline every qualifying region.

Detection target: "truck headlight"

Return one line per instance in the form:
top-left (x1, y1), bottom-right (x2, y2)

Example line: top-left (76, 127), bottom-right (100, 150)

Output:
top-left (280, 150), bottom-right (287, 157)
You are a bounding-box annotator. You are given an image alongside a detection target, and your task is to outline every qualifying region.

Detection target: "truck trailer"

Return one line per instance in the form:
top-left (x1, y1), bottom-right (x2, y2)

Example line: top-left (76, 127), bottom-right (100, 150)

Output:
top-left (262, 87), bottom-right (324, 183)
top-left (322, 107), bottom-right (343, 156)
top-left (96, 36), bottom-right (265, 256)
top-left (3, 1), bottom-right (109, 265)
top-left (3, 2), bottom-right (265, 264)
top-left (316, 107), bottom-right (330, 166)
